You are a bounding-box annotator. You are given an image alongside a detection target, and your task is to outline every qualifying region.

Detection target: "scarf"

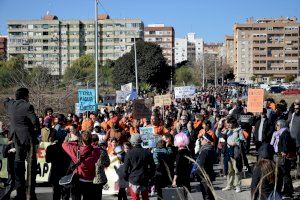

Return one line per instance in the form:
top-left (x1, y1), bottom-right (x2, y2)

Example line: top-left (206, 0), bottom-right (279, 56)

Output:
top-left (271, 128), bottom-right (286, 153)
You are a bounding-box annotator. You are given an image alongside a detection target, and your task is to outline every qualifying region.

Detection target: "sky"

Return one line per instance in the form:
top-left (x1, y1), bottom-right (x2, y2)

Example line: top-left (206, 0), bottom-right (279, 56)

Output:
top-left (0, 0), bottom-right (300, 42)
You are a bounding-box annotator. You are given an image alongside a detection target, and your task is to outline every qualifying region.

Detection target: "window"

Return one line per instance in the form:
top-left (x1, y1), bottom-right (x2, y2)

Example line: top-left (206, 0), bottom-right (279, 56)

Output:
top-left (42, 24), bottom-right (49, 29)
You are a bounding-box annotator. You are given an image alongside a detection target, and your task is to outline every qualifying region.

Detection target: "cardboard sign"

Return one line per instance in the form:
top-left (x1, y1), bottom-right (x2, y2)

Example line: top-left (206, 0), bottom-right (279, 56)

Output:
top-left (121, 83), bottom-right (133, 93)
top-left (240, 115), bottom-right (254, 124)
top-left (174, 86), bottom-right (196, 99)
top-left (78, 89), bottom-right (97, 112)
top-left (139, 127), bottom-right (160, 148)
top-left (0, 137), bottom-right (8, 179)
top-left (103, 94), bottom-right (116, 105)
top-left (154, 94), bottom-right (172, 107)
top-left (132, 99), bottom-right (152, 119)
top-left (247, 89), bottom-right (264, 113)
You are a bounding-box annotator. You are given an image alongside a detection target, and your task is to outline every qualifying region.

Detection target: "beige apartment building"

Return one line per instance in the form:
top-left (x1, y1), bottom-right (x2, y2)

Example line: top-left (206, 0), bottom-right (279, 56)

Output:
top-left (7, 15), bottom-right (143, 76)
top-left (234, 17), bottom-right (300, 83)
top-left (225, 35), bottom-right (234, 68)
top-left (144, 24), bottom-right (174, 66)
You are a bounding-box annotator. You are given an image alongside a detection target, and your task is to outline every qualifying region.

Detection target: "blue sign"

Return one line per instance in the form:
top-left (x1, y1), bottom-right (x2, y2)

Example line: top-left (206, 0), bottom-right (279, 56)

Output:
top-left (78, 89), bottom-right (97, 112)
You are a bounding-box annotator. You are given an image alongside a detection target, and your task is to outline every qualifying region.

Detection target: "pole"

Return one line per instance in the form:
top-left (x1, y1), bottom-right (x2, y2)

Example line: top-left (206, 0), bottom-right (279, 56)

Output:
top-left (221, 57), bottom-right (224, 86)
top-left (214, 56), bottom-right (217, 88)
top-left (134, 36), bottom-right (138, 94)
top-left (202, 54), bottom-right (205, 88)
top-left (170, 65), bottom-right (173, 92)
top-left (95, 0), bottom-right (99, 103)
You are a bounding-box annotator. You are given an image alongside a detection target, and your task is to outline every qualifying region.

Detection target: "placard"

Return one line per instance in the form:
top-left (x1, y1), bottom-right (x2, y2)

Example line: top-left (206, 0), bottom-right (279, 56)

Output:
top-left (116, 91), bottom-right (128, 104)
top-left (78, 89), bottom-right (97, 112)
top-left (35, 142), bottom-right (52, 183)
top-left (121, 83), bottom-right (133, 93)
top-left (103, 94), bottom-right (116, 105)
top-left (154, 94), bottom-right (172, 107)
top-left (139, 127), bottom-right (160, 148)
top-left (247, 89), bottom-right (264, 113)
top-left (0, 137), bottom-right (8, 178)
top-left (174, 86), bottom-right (196, 99)
top-left (102, 155), bottom-right (120, 195)
top-left (132, 99), bottom-right (152, 119)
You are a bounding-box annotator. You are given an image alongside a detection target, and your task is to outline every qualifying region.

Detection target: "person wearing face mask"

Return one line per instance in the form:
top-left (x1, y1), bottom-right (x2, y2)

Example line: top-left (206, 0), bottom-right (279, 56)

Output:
top-left (288, 102), bottom-right (300, 154)
top-left (253, 108), bottom-right (272, 155)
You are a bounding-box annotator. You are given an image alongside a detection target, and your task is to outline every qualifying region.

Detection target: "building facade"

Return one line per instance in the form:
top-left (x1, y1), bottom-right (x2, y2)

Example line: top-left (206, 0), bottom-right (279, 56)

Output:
top-left (144, 24), bottom-right (174, 66)
top-left (0, 36), bottom-right (7, 60)
top-left (7, 15), bottom-right (143, 75)
top-left (174, 33), bottom-right (204, 64)
top-left (234, 17), bottom-right (300, 83)
top-left (225, 35), bottom-right (234, 68)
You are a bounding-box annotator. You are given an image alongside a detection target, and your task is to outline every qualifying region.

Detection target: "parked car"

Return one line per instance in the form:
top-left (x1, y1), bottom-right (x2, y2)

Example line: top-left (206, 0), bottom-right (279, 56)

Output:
top-left (281, 89), bottom-right (300, 95)
top-left (268, 86), bottom-right (286, 94)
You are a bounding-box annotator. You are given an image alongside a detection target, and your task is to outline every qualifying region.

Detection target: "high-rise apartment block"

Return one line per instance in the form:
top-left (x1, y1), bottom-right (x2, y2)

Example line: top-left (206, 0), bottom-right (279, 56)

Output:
top-left (0, 36), bottom-right (7, 60)
top-left (144, 24), bottom-right (175, 66)
top-left (234, 17), bottom-right (300, 83)
top-left (225, 35), bottom-right (234, 68)
top-left (175, 33), bottom-right (204, 64)
top-left (7, 15), bottom-right (143, 75)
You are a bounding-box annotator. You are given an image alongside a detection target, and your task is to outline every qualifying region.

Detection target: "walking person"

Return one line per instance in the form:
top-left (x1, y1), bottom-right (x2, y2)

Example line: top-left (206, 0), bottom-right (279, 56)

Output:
top-left (3, 88), bottom-right (39, 200)
top-left (124, 134), bottom-right (156, 200)
top-left (196, 133), bottom-right (218, 200)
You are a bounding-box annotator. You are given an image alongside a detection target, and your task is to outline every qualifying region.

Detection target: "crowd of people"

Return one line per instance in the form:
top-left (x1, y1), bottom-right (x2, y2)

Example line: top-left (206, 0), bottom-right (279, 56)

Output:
top-left (1, 86), bottom-right (300, 200)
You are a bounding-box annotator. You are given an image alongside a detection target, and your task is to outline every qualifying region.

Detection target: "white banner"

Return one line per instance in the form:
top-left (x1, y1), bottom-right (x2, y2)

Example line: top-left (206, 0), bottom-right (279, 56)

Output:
top-left (116, 90), bottom-right (128, 104)
top-left (174, 86), bottom-right (196, 99)
top-left (121, 83), bottom-right (133, 93)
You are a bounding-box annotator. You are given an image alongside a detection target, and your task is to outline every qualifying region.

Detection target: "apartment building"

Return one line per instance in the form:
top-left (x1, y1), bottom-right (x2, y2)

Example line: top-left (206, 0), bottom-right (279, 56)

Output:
top-left (7, 15), bottom-right (143, 76)
top-left (144, 24), bottom-right (175, 66)
top-left (0, 36), bottom-right (7, 60)
top-left (175, 33), bottom-right (204, 64)
top-left (225, 35), bottom-right (234, 68)
top-left (234, 17), bottom-right (300, 83)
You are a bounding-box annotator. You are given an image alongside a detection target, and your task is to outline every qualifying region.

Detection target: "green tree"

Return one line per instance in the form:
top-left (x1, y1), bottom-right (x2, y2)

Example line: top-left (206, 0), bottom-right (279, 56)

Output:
top-left (284, 74), bottom-right (295, 83)
top-left (112, 40), bottom-right (171, 90)
top-left (175, 66), bottom-right (194, 86)
top-left (63, 54), bottom-right (95, 84)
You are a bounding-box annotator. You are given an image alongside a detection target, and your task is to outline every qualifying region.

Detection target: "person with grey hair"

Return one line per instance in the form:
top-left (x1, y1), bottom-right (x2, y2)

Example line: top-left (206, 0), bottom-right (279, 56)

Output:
top-left (270, 119), bottom-right (295, 198)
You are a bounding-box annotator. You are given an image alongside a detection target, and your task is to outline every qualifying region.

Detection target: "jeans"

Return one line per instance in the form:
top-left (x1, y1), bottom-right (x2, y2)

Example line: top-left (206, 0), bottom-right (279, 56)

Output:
top-left (199, 179), bottom-right (215, 200)
top-left (52, 183), bottom-right (70, 200)
top-left (71, 181), bottom-right (95, 200)
top-left (118, 188), bottom-right (128, 200)
top-left (129, 183), bottom-right (149, 200)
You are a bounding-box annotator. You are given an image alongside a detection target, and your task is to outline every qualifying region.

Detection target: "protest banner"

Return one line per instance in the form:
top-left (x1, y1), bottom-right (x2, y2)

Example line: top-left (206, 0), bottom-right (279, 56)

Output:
top-left (154, 94), bottom-right (172, 107)
top-left (121, 83), bottom-right (133, 93)
top-left (0, 137), bottom-right (8, 179)
top-left (247, 89), bottom-right (264, 113)
top-left (78, 89), bottom-right (97, 112)
top-left (103, 94), bottom-right (116, 105)
top-left (174, 86), bottom-right (196, 99)
top-left (139, 127), bottom-right (160, 148)
top-left (116, 90), bottom-right (128, 104)
top-left (35, 142), bottom-right (52, 183)
top-left (102, 155), bottom-right (120, 195)
top-left (132, 99), bottom-right (152, 119)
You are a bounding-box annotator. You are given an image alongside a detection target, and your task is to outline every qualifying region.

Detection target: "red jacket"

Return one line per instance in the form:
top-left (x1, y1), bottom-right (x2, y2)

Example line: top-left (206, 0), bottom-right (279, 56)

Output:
top-left (62, 141), bottom-right (100, 181)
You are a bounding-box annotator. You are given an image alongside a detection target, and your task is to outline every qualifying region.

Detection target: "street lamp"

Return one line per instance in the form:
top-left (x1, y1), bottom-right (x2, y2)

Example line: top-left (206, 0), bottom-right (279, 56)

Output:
top-left (95, 0), bottom-right (99, 103)
top-left (202, 53), bottom-right (205, 88)
top-left (133, 30), bottom-right (142, 95)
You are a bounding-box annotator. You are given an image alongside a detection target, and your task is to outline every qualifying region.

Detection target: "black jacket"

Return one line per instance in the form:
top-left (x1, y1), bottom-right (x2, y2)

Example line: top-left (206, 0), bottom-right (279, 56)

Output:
top-left (3, 98), bottom-right (39, 145)
top-left (196, 144), bottom-right (217, 181)
top-left (253, 117), bottom-right (272, 143)
top-left (124, 145), bottom-right (155, 186)
top-left (278, 129), bottom-right (296, 154)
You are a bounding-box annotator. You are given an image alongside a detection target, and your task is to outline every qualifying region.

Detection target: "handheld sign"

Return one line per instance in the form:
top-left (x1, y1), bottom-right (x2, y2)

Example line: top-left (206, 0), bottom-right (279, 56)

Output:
top-left (247, 89), bottom-right (264, 113)
top-left (139, 127), bottom-right (160, 148)
top-left (78, 89), bottom-right (97, 112)
top-left (154, 94), bottom-right (172, 107)
top-left (103, 94), bottom-right (116, 105)
top-left (132, 99), bottom-right (152, 119)
top-left (116, 91), bottom-right (127, 104)
top-left (121, 83), bottom-right (133, 93)
top-left (174, 86), bottom-right (195, 99)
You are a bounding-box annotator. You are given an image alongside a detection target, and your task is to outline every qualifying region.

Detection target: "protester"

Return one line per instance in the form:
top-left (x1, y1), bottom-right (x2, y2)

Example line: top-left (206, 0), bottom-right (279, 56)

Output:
top-left (172, 132), bottom-right (192, 192)
top-left (62, 132), bottom-right (101, 200)
top-left (196, 133), bottom-right (218, 200)
top-left (251, 143), bottom-right (283, 200)
top-left (3, 88), bottom-right (39, 200)
top-left (124, 134), bottom-right (155, 200)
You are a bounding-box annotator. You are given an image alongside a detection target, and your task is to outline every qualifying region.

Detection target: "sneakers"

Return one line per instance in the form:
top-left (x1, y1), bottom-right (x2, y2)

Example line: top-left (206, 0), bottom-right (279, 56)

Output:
top-left (235, 187), bottom-right (241, 193)
top-left (222, 186), bottom-right (233, 191)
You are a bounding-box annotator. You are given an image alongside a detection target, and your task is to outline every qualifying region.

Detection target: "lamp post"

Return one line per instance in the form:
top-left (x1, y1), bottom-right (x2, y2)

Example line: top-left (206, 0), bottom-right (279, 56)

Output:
top-left (133, 35), bottom-right (139, 95)
top-left (202, 53), bottom-right (205, 88)
top-left (214, 55), bottom-right (217, 88)
top-left (95, 0), bottom-right (99, 103)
